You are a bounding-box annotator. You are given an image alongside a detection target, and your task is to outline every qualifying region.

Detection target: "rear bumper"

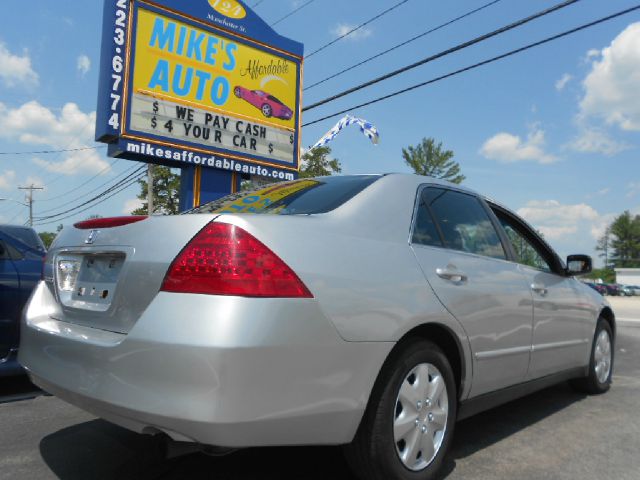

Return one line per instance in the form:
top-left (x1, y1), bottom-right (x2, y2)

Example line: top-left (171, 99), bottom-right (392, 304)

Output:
top-left (19, 282), bottom-right (393, 447)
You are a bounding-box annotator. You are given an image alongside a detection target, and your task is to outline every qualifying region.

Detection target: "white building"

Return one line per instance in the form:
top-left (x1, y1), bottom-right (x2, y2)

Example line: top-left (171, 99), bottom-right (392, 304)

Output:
top-left (615, 268), bottom-right (640, 285)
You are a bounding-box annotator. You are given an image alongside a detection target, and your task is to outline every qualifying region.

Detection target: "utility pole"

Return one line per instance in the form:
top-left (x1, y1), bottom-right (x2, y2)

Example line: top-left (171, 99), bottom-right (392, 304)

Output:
top-left (147, 164), bottom-right (154, 215)
top-left (18, 184), bottom-right (44, 227)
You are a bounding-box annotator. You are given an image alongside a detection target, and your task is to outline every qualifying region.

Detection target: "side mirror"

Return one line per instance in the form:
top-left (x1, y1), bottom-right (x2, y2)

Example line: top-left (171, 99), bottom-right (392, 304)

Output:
top-left (566, 254), bottom-right (592, 276)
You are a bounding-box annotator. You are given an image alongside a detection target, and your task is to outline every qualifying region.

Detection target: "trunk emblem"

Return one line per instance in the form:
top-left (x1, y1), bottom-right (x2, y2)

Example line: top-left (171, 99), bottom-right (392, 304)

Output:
top-left (85, 229), bottom-right (100, 244)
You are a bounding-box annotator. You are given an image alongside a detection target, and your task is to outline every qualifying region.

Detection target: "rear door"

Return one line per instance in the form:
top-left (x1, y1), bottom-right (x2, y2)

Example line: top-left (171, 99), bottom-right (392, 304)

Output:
top-left (0, 239), bottom-right (21, 358)
top-left (490, 205), bottom-right (591, 378)
top-left (411, 186), bottom-right (534, 397)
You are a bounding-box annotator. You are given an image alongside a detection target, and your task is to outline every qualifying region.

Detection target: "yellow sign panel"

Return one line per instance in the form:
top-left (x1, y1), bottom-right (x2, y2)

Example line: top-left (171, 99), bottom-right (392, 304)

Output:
top-left (208, 0), bottom-right (246, 19)
top-left (132, 7), bottom-right (298, 129)
top-left (213, 180), bottom-right (319, 213)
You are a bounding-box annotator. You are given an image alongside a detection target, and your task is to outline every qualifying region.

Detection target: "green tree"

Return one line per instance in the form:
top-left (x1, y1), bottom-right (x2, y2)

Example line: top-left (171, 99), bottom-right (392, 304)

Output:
top-left (610, 211), bottom-right (640, 268)
top-left (299, 146), bottom-right (342, 178)
top-left (38, 231), bottom-right (57, 249)
top-left (402, 137), bottom-right (465, 184)
top-left (132, 166), bottom-right (181, 215)
top-left (595, 226), bottom-right (612, 269)
top-left (584, 268), bottom-right (615, 284)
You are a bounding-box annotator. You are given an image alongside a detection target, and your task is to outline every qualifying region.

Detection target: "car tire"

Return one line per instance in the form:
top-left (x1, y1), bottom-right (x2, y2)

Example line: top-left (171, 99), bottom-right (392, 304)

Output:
top-left (261, 103), bottom-right (272, 117)
top-left (570, 318), bottom-right (613, 394)
top-left (344, 339), bottom-right (456, 480)
top-left (234, 87), bottom-right (242, 98)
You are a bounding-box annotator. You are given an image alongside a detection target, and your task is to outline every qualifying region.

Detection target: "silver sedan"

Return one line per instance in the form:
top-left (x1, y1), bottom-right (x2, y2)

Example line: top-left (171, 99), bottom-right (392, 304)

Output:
top-left (19, 174), bottom-right (615, 480)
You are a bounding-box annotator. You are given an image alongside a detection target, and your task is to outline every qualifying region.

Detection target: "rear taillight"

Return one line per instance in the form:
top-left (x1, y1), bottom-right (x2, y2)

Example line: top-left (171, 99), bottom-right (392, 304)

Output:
top-left (160, 222), bottom-right (313, 298)
top-left (74, 216), bottom-right (148, 229)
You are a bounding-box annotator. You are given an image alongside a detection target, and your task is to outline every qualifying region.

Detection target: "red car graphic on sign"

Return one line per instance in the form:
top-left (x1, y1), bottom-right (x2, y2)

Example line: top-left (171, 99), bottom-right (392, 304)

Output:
top-left (234, 86), bottom-right (293, 120)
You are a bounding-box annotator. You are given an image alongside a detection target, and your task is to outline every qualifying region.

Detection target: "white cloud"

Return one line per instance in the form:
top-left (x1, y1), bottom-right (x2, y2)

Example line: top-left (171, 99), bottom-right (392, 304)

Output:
top-left (627, 182), bottom-right (640, 199)
top-left (33, 149), bottom-right (107, 176)
top-left (0, 101), bottom-right (109, 175)
top-left (585, 49), bottom-right (600, 61)
top-left (517, 200), bottom-right (611, 247)
top-left (331, 23), bottom-right (372, 40)
top-left (77, 54), bottom-right (91, 77)
top-left (580, 22), bottom-right (640, 131)
top-left (0, 170), bottom-right (16, 190)
top-left (123, 197), bottom-right (143, 214)
top-left (567, 127), bottom-right (629, 156)
top-left (0, 42), bottom-right (38, 88)
top-left (479, 127), bottom-right (557, 164)
top-left (24, 175), bottom-right (45, 189)
top-left (555, 73), bottom-right (573, 91)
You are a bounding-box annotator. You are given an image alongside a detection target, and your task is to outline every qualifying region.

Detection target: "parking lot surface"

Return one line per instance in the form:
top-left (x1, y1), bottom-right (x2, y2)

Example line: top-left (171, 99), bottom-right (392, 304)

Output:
top-left (607, 296), bottom-right (640, 323)
top-left (1, 325), bottom-right (639, 480)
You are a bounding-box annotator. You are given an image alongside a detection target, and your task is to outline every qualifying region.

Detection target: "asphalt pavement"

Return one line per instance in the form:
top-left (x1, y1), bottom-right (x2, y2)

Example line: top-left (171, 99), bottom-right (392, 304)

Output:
top-left (1, 326), bottom-right (639, 480)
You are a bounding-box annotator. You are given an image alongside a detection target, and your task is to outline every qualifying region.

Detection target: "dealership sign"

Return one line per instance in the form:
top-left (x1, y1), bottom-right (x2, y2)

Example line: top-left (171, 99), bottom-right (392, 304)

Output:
top-left (96, 0), bottom-right (303, 176)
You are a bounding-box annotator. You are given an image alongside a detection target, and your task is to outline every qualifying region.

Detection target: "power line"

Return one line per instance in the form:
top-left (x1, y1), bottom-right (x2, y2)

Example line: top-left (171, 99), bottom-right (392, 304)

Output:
top-left (18, 185), bottom-right (44, 227)
top-left (28, 121), bottom-right (98, 189)
top-left (33, 172), bottom-right (145, 227)
top-left (252, 0), bottom-right (265, 7)
top-left (302, 4), bottom-right (640, 128)
top-left (305, 0), bottom-right (411, 59)
top-left (34, 166), bottom-right (146, 222)
top-left (270, 0), bottom-right (315, 27)
top-left (303, 0), bottom-right (581, 112)
top-left (305, 0), bottom-right (502, 90)
top-left (38, 159), bottom-right (120, 202)
top-left (0, 146), bottom-right (106, 156)
top-left (37, 163), bottom-right (139, 214)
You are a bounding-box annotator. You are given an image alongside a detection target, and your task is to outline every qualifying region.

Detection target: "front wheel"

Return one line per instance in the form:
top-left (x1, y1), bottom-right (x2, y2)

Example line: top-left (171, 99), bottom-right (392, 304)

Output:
top-left (570, 318), bottom-right (613, 394)
top-left (261, 103), bottom-right (273, 117)
top-left (345, 339), bottom-right (456, 480)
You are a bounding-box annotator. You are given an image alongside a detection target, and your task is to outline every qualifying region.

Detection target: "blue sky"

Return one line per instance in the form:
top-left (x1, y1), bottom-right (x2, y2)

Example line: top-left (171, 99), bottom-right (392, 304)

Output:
top-left (0, 0), bottom-right (639, 265)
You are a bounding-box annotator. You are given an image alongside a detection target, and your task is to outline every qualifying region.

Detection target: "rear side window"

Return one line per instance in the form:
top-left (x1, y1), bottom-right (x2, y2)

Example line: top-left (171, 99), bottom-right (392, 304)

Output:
top-left (1, 226), bottom-right (44, 252)
top-left (412, 190), bottom-right (443, 248)
top-left (413, 187), bottom-right (506, 260)
top-left (191, 176), bottom-right (381, 215)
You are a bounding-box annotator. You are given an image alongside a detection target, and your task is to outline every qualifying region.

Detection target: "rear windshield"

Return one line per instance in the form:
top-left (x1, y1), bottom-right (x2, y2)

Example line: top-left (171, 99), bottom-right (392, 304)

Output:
top-left (190, 175), bottom-right (381, 215)
top-left (1, 226), bottom-right (45, 251)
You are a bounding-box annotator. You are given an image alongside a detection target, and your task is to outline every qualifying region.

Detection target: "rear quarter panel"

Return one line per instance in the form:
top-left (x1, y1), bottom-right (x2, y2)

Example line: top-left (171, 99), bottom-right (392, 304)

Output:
top-left (214, 175), bottom-right (474, 397)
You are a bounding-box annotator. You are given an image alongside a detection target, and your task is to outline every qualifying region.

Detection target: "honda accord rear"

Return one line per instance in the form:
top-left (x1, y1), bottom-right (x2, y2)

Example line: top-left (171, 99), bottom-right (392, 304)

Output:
top-left (20, 174), bottom-right (611, 480)
top-left (19, 175), bottom-right (398, 447)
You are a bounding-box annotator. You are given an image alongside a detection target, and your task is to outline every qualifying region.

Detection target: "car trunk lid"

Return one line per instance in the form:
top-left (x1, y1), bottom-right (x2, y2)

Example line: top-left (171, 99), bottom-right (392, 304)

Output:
top-left (44, 214), bottom-right (214, 334)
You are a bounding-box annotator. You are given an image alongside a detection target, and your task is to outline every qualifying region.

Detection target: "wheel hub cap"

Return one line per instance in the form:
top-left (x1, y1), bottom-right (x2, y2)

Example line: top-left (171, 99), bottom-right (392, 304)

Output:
top-left (594, 330), bottom-right (612, 383)
top-left (393, 363), bottom-right (448, 471)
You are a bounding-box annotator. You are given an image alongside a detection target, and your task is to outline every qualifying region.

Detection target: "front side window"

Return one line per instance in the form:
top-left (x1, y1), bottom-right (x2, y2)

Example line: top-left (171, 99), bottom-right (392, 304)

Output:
top-left (414, 187), bottom-right (506, 260)
top-left (493, 209), bottom-right (553, 272)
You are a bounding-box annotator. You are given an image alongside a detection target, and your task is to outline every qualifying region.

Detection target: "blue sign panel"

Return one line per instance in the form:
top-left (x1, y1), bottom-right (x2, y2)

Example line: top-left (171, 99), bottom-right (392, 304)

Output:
top-left (96, 0), bottom-right (303, 178)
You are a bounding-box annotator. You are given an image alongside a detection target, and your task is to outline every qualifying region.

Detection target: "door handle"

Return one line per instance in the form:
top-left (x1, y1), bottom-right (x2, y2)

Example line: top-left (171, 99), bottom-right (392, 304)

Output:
top-left (436, 268), bottom-right (468, 283)
top-left (531, 283), bottom-right (548, 295)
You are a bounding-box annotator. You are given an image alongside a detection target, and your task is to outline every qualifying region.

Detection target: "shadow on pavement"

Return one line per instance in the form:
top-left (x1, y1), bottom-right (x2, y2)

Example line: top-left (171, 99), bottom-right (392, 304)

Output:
top-left (0, 374), bottom-right (43, 403)
top-left (435, 382), bottom-right (586, 479)
top-left (39, 383), bottom-right (585, 480)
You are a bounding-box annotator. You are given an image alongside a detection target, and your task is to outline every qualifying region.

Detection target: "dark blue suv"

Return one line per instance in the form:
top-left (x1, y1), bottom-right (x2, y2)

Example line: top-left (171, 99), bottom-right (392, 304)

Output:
top-left (0, 225), bottom-right (46, 376)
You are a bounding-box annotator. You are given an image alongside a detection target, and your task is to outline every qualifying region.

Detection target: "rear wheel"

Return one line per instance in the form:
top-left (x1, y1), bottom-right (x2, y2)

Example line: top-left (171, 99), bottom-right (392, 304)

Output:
top-left (345, 340), bottom-right (456, 480)
top-left (570, 318), bottom-right (613, 394)
top-left (234, 86), bottom-right (242, 98)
